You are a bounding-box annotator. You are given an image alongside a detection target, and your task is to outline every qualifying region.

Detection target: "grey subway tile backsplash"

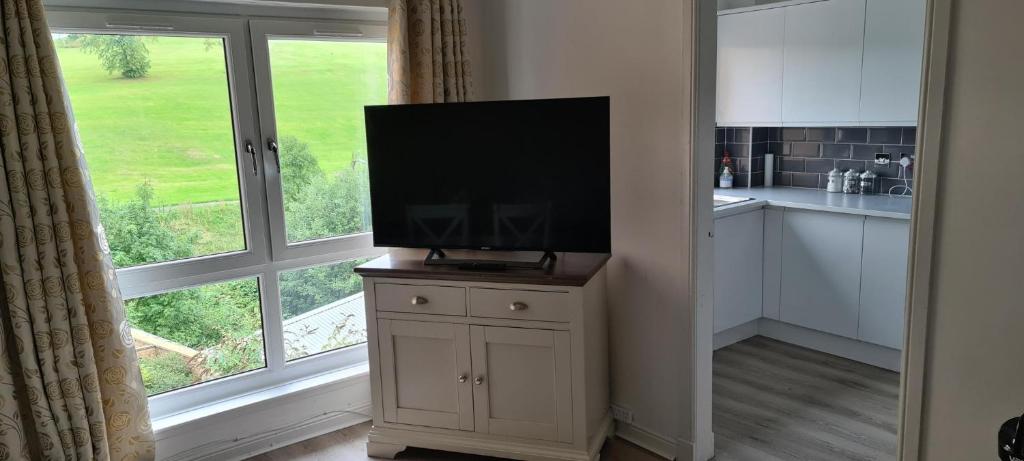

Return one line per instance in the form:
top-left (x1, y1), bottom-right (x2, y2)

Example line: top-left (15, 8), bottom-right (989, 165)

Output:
top-left (821, 143), bottom-right (853, 158)
top-left (791, 142), bottom-right (822, 157)
top-left (836, 127), bottom-right (868, 143)
top-left (805, 128), bottom-right (836, 142)
top-left (716, 125), bottom-right (915, 195)
top-left (852, 144), bottom-right (883, 160)
top-left (804, 158), bottom-right (836, 174)
top-left (791, 173), bottom-right (820, 188)
top-left (868, 127), bottom-right (902, 144)
top-left (902, 128), bottom-right (917, 145)
top-left (781, 128), bottom-right (806, 141)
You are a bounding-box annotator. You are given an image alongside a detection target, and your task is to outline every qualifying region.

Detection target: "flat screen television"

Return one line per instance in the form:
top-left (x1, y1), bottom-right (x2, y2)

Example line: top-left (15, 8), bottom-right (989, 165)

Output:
top-left (364, 97), bottom-right (610, 256)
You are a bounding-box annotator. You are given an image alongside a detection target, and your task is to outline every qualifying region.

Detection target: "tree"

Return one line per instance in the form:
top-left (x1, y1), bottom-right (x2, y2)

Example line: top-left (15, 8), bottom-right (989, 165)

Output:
top-left (80, 34), bottom-right (152, 79)
top-left (279, 135), bottom-right (325, 202)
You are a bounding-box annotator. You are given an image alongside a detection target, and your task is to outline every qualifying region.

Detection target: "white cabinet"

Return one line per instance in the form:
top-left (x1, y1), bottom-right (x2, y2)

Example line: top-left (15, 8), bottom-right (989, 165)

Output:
top-left (780, 209), bottom-right (865, 339)
top-left (860, 0), bottom-right (927, 125)
top-left (378, 320), bottom-right (474, 431)
top-left (716, 7), bottom-right (785, 126)
top-left (781, 0), bottom-right (866, 124)
top-left (470, 326), bottom-right (573, 442)
top-left (858, 217), bottom-right (910, 349)
top-left (717, 0), bottom-right (924, 126)
top-left (713, 209), bottom-right (765, 333)
top-left (359, 254), bottom-right (610, 461)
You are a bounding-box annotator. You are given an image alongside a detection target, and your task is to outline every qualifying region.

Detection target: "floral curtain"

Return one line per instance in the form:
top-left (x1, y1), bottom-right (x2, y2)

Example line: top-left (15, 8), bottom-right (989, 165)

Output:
top-left (0, 0), bottom-right (155, 460)
top-left (388, 0), bottom-right (474, 104)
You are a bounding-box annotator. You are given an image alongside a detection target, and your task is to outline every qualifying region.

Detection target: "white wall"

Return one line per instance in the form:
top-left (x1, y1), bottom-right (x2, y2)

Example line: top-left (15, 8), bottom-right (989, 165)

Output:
top-left (471, 0), bottom-right (694, 453)
top-left (916, 1), bottom-right (1024, 459)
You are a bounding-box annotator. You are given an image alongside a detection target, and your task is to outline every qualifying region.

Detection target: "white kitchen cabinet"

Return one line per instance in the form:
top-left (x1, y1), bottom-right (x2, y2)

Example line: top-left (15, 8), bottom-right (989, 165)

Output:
top-left (358, 254), bottom-right (610, 461)
top-left (859, 0), bottom-right (927, 125)
top-left (378, 319), bottom-right (474, 431)
top-left (713, 209), bottom-right (765, 333)
top-left (781, 0), bottom-right (867, 125)
top-left (716, 7), bottom-right (785, 126)
top-left (780, 208), bottom-right (865, 338)
top-left (858, 217), bottom-right (910, 349)
top-left (470, 326), bottom-right (573, 443)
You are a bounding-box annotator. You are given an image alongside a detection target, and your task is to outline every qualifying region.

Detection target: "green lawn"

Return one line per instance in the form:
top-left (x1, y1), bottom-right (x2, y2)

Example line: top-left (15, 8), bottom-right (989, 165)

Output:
top-left (56, 36), bottom-right (387, 206)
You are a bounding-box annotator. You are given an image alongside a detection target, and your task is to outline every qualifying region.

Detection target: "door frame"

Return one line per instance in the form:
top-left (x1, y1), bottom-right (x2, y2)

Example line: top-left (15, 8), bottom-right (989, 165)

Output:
top-left (685, 0), bottom-right (953, 459)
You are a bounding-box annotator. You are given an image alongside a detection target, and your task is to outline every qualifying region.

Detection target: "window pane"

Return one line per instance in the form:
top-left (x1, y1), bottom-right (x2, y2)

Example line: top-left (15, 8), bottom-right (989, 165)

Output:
top-left (267, 39), bottom-right (386, 243)
top-left (128, 278), bottom-right (265, 396)
top-left (280, 259), bottom-right (370, 361)
top-left (54, 33), bottom-right (246, 268)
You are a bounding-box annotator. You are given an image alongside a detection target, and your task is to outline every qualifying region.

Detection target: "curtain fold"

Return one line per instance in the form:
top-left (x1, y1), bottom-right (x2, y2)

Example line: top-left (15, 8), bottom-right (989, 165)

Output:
top-left (0, 1), bottom-right (155, 460)
top-left (388, 0), bottom-right (474, 104)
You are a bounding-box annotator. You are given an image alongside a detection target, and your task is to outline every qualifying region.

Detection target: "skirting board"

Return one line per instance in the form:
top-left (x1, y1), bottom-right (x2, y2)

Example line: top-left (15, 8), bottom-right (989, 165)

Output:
top-left (713, 318), bottom-right (902, 372)
top-left (614, 420), bottom-right (678, 460)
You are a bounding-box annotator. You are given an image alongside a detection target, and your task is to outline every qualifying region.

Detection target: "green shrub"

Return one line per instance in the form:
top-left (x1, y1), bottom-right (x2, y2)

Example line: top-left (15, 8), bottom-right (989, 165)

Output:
top-left (139, 353), bottom-right (194, 395)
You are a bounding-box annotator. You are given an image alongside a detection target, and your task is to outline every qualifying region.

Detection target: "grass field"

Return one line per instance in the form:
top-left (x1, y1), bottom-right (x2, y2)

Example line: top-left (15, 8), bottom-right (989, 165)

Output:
top-left (56, 35), bottom-right (387, 206)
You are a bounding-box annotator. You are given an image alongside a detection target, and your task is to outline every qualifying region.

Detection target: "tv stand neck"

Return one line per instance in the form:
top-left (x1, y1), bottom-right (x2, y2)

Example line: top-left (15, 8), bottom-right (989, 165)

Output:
top-left (424, 249), bottom-right (557, 271)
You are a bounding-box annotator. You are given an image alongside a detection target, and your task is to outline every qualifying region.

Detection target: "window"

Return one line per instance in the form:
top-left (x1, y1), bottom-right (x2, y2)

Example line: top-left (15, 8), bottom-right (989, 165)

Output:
top-left (48, 11), bottom-right (387, 416)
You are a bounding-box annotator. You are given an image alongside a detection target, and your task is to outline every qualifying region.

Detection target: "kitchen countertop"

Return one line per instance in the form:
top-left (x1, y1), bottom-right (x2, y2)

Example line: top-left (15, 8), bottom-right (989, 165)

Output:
top-left (714, 187), bottom-right (913, 220)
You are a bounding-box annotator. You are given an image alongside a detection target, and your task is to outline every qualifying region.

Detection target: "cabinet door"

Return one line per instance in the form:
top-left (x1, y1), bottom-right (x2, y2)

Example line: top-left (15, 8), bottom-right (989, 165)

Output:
top-left (714, 209), bottom-right (765, 333)
top-left (858, 217), bottom-right (910, 349)
top-left (470, 326), bottom-right (572, 443)
top-left (378, 320), bottom-right (474, 431)
top-left (782, 0), bottom-right (866, 124)
top-left (860, 0), bottom-right (926, 124)
top-left (780, 209), bottom-right (865, 338)
top-left (717, 7), bottom-right (785, 125)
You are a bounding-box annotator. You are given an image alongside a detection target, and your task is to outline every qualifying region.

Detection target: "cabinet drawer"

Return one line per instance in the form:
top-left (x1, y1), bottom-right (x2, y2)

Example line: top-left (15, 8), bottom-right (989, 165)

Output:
top-left (470, 288), bottom-right (570, 323)
top-left (376, 283), bottom-right (466, 316)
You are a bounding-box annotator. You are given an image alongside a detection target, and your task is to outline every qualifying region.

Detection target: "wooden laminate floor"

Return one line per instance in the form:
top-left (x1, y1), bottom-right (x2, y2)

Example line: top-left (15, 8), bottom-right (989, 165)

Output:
top-left (250, 335), bottom-right (897, 461)
top-left (712, 336), bottom-right (900, 461)
top-left (247, 421), bottom-right (662, 461)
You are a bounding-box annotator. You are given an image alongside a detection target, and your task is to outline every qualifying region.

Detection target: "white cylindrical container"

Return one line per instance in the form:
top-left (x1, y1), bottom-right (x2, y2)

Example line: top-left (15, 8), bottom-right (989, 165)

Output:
top-left (764, 153), bottom-right (774, 187)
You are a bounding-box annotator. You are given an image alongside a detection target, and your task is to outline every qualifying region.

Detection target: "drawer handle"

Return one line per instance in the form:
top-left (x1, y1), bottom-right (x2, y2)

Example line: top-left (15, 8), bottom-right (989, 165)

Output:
top-left (411, 296), bottom-right (429, 306)
top-left (458, 374), bottom-right (468, 383)
top-left (474, 376), bottom-right (485, 385)
top-left (509, 301), bottom-right (529, 311)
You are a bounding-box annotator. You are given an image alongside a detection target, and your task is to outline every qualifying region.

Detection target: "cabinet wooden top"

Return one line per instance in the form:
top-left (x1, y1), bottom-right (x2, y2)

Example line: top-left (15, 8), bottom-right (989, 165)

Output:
top-left (355, 252), bottom-right (611, 287)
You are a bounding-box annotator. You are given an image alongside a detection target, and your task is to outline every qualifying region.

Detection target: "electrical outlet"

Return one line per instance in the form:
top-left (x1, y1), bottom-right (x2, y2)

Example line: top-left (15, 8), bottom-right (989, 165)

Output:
top-left (611, 404), bottom-right (634, 424)
top-left (874, 153), bottom-right (891, 165)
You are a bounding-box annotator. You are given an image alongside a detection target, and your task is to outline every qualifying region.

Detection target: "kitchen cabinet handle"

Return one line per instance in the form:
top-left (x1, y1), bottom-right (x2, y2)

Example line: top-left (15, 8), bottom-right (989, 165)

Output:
top-left (474, 376), bottom-right (484, 385)
top-left (509, 302), bottom-right (528, 311)
top-left (458, 375), bottom-right (468, 383)
top-left (411, 296), bottom-right (428, 305)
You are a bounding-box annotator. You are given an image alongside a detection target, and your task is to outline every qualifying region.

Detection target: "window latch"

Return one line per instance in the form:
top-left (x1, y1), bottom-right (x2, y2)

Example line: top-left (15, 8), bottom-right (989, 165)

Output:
top-left (246, 141), bottom-right (258, 176)
top-left (267, 138), bottom-right (281, 172)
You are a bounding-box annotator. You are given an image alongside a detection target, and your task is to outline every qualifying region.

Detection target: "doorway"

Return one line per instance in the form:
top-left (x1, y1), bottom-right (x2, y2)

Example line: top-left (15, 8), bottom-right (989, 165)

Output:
top-left (688, 0), bottom-right (949, 459)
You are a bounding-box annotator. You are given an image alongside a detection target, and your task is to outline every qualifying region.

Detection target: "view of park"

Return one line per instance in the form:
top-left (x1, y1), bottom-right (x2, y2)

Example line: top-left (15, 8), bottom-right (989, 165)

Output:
top-left (54, 33), bottom-right (387, 395)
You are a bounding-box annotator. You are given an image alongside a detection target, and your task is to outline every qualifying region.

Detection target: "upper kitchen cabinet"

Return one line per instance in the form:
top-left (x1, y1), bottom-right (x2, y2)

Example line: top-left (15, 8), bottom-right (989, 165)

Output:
top-left (717, 0), bottom-right (925, 126)
top-left (859, 0), bottom-right (927, 125)
top-left (716, 7), bottom-right (785, 126)
top-left (781, 0), bottom-right (866, 125)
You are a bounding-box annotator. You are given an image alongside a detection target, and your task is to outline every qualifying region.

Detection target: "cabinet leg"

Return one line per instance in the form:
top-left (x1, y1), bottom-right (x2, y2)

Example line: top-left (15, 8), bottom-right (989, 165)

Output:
top-left (366, 441), bottom-right (407, 459)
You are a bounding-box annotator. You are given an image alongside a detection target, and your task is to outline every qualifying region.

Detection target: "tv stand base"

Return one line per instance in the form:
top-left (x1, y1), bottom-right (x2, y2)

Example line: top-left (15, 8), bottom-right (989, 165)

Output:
top-left (424, 249), bottom-right (557, 271)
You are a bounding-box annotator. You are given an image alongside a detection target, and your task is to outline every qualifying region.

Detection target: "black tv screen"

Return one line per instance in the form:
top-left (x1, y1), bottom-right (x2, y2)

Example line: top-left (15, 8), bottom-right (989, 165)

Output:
top-left (364, 97), bottom-right (610, 253)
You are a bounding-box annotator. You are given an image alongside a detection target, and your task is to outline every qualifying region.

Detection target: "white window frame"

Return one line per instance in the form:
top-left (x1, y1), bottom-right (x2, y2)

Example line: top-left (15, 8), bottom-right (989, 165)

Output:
top-left (46, 7), bottom-right (388, 419)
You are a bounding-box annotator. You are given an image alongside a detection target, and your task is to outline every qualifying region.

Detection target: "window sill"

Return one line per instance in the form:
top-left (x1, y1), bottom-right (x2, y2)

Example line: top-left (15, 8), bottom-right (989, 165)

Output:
top-left (152, 362), bottom-right (370, 438)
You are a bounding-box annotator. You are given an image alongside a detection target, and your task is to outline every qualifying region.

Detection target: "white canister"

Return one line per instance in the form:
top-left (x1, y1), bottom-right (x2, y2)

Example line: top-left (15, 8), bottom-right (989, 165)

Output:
top-left (826, 168), bottom-right (844, 193)
top-left (764, 153), bottom-right (775, 187)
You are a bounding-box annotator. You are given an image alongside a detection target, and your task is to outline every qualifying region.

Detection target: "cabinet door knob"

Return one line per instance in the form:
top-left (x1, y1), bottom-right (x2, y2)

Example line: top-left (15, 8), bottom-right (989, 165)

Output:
top-left (411, 296), bottom-right (428, 305)
top-left (458, 374), bottom-right (468, 383)
top-left (509, 302), bottom-right (528, 311)
top-left (474, 376), bottom-right (485, 385)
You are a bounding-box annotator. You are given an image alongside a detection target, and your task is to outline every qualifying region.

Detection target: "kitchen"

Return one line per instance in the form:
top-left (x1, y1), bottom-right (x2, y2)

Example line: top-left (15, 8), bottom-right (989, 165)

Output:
top-left (708, 0), bottom-right (923, 459)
